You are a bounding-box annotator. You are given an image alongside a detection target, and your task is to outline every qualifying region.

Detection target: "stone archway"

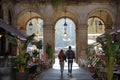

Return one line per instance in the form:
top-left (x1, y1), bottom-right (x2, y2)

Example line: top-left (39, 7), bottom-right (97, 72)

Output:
top-left (87, 9), bottom-right (114, 31)
top-left (16, 10), bottom-right (44, 53)
top-left (74, 8), bottom-right (115, 67)
top-left (51, 10), bottom-right (79, 56)
top-left (16, 10), bottom-right (43, 33)
top-left (81, 9), bottom-right (115, 67)
top-left (87, 9), bottom-right (114, 45)
top-left (55, 18), bottom-right (76, 51)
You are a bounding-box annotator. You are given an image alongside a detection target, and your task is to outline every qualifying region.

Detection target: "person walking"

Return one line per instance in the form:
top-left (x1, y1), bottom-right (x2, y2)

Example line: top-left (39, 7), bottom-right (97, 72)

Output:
top-left (65, 46), bottom-right (75, 76)
top-left (58, 49), bottom-right (66, 76)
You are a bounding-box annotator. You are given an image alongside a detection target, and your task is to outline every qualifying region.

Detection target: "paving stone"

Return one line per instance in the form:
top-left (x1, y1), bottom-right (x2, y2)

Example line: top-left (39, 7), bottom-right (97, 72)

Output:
top-left (39, 58), bottom-right (94, 80)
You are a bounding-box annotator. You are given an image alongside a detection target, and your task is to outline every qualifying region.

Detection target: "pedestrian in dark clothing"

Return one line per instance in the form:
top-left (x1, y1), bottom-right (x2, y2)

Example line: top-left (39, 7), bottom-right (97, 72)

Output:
top-left (65, 46), bottom-right (75, 76)
top-left (58, 49), bottom-right (66, 76)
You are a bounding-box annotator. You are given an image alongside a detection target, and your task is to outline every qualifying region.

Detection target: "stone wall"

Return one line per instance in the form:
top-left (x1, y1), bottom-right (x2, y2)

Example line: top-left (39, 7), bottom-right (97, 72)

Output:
top-left (1, 0), bottom-right (119, 66)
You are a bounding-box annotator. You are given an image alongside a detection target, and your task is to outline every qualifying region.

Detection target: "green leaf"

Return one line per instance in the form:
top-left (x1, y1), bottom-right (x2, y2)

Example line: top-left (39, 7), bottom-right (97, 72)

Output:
top-left (5, 34), bottom-right (18, 46)
top-left (22, 33), bottom-right (35, 50)
top-left (36, 40), bottom-right (42, 49)
top-left (46, 43), bottom-right (55, 59)
top-left (51, 0), bottom-right (64, 11)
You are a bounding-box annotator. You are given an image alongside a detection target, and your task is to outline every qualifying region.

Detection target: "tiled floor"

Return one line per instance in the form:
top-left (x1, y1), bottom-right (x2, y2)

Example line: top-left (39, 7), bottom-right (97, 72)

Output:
top-left (0, 58), bottom-right (94, 80)
top-left (39, 58), bottom-right (94, 80)
top-left (39, 68), bottom-right (94, 80)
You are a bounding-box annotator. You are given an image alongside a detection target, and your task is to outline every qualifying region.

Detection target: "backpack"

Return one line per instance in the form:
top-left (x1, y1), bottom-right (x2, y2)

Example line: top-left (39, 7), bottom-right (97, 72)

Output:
top-left (67, 50), bottom-right (75, 59)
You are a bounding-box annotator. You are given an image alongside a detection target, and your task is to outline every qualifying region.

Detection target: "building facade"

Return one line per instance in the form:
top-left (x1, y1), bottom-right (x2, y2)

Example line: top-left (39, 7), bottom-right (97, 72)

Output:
top-left (0, 0), bottom-right (120, 66)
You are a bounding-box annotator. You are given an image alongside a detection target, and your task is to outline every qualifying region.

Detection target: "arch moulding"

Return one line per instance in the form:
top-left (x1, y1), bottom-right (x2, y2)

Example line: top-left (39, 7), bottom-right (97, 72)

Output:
top-left (51, 11), bottom-right (80, 56)
top-left (16, 9), bottom-right (43, 32)
top-left (86, 8), bottom-right (114, 26)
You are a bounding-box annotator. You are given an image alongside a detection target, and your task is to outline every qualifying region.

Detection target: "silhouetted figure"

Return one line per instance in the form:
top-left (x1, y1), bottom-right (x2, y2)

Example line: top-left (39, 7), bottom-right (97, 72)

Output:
top-left (65, 46), bottom-right (75, 76)
top-left (58, 49), bottom-right (66, 76)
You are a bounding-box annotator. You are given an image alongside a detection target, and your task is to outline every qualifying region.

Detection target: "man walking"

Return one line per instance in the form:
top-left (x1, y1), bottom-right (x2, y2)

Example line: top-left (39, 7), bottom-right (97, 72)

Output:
top-left (65, 46), bottom-right (75, 76)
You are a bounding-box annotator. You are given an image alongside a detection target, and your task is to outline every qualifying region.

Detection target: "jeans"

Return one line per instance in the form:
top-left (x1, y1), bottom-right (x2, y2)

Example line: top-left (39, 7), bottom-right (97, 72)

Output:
top-left (60, 62), bottom-right (64, 74)
top-left (68, 59), bottom-right (73, 74)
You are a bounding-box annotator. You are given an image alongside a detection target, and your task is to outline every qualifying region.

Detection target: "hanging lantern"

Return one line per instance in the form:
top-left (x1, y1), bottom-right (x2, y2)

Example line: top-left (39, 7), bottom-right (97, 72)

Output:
top-left (99, 21), bottom-right (103, 30)
top-left (98, 10), bottom-right (103, 30)
top-left (29, 11), bottom-right (33, 30)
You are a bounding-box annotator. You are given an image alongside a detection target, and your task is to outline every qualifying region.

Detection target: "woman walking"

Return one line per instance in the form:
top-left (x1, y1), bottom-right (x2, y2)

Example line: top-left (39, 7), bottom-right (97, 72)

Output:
top-left (58, 49), bottom-right (66, 76)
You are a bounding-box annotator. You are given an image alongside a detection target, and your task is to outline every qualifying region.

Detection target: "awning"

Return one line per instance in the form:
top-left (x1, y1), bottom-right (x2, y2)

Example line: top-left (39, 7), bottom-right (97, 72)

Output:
top-left (105, 27), bottom-right (120, 34)
top-left (0, 21), bottom-right (27, 39)
top-left (97, 27), bottom-right (120, 42)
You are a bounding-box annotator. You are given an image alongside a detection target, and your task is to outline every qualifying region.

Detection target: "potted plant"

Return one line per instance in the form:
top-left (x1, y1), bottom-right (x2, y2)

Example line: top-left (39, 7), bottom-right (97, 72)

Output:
top-left (15, 53), bottom-right (28, 80)
top-left (45, 43), bottom-right (55, 68)
top-left (97, 34), bottom-right (120, 80)
top-left (46, 43), bottom-right (55, 59)
top-left (86, 45), bottom-right (96, 73)
top-left (6, 34), bottom-right (35, 80)
top-left (17, 34), bottom-right (35, 67)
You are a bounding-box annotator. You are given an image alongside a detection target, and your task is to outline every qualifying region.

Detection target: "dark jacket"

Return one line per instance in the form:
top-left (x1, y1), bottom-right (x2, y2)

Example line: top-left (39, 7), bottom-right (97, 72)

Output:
top-left (66, 50), bottom-right (75, 59)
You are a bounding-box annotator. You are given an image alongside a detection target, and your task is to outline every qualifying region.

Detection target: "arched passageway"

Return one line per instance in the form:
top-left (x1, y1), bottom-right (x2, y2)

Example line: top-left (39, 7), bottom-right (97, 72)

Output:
top-left (87, 10), bottom-right (113, 45)
top-left (54, 17), bottom-right (77, 69)
top-left (55, 18), bottom-right (76, 52)
top-left (16, 7), bottom-right (114, 68)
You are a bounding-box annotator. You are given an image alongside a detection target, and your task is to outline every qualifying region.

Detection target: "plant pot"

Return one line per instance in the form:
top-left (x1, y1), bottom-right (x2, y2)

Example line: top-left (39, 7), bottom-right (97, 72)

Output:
top-left (89, 66), bottom-right (94, 73)
top-left (16, 72), bottom-right (28, 80)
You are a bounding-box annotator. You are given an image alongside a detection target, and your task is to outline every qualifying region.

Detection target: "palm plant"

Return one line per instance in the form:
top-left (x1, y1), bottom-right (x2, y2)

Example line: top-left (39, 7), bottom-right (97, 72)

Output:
top-left (97, 34), bottom-right (120, 80)
top-left (45, 43), bottom-right (55, 68)
top-left (46, 43), bottom-right (55, 59)
top-left (16, 34), bottom-right (35, 72)
top-left (6, 33), bottom-right (35, 72)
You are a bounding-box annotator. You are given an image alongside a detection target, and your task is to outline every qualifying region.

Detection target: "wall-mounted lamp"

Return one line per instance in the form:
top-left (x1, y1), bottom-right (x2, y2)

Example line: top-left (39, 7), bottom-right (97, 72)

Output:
top-left (0, 33), bottom-right (2, 38)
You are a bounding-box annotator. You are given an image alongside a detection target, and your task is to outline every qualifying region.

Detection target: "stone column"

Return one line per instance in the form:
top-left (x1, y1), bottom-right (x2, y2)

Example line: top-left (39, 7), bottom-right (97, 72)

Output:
top-left (75, 26), bottom-right (79, 59)
top-left (79, 24), bottom-right (88, 50)
top-left (2, 3), bottom-right (9, 23)
top-left (77, 23), bottom-right (88, 67)
top-left (43, 24), bottom-right (54, 53)
top-left (2, 3), bottom-right (9, 53)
